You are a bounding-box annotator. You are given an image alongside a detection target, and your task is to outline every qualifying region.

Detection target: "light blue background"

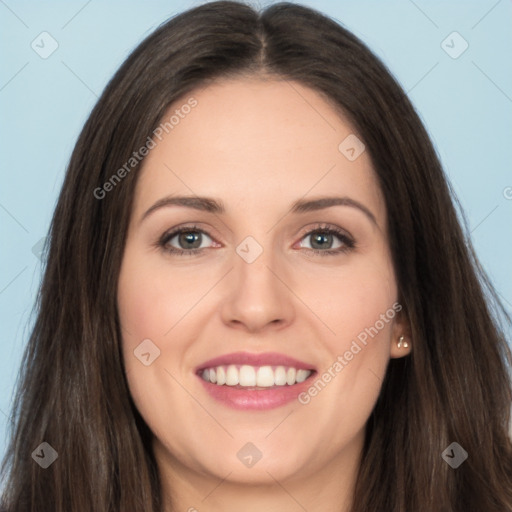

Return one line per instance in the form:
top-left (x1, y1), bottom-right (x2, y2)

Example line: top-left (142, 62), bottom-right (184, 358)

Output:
top-left (1, 0), bottom-right (511, 459)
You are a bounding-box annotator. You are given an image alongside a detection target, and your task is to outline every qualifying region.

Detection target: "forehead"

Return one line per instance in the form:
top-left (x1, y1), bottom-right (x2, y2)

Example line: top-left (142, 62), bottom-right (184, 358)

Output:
top-left (134, 77), bottom-right (385, 226)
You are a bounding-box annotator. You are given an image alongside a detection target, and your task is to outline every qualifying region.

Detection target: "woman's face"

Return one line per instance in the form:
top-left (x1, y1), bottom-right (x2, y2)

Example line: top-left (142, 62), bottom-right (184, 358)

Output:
top-left (117, 77), bottom-right (410, 489)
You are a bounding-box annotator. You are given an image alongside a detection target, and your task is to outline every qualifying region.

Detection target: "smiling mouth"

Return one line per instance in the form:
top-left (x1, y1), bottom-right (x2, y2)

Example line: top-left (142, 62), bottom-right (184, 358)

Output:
top-left (198, 364), bottom-right (315, 388)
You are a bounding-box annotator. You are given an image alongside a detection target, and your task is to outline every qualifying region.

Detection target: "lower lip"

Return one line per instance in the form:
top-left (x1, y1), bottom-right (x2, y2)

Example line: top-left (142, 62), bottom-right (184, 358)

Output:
top-left (196, 372), bottom-right (316, 410)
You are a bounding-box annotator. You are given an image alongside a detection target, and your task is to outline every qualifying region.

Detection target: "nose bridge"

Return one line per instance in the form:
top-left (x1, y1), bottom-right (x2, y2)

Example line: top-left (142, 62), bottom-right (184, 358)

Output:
top-left (234, 232), bottom-right (283, 297)
top-left (219, 232), bottom-right (295, 331)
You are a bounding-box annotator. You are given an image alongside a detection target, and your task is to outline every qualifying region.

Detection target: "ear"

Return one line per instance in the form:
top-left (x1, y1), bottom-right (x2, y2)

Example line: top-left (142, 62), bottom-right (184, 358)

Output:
top-left (390, 305), bottom-right (412, 359)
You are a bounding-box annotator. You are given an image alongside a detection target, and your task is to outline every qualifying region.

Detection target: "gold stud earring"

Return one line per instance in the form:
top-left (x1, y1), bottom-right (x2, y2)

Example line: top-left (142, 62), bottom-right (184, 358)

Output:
top-left (397, 335), bottom-right (409, 348)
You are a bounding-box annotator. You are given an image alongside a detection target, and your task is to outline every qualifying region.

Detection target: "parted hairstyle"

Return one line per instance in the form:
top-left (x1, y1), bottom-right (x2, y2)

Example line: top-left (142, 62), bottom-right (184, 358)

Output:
top-left (1, 1), bottom-right (511, 511)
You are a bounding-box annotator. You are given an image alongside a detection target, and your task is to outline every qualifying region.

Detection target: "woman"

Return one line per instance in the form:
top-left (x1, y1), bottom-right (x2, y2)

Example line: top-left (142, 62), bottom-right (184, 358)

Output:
top-left (1, 1), bottom-right (511, 511)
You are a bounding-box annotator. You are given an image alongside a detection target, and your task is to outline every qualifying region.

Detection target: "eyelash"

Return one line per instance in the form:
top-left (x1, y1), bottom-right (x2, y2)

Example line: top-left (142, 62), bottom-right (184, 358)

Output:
top-left (157, 223), bottom-right (356, 257)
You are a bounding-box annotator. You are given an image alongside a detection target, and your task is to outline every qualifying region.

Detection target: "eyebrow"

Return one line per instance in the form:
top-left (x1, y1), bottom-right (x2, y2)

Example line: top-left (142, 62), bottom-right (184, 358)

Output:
top-left (140, 195), bottom-right (378, 226)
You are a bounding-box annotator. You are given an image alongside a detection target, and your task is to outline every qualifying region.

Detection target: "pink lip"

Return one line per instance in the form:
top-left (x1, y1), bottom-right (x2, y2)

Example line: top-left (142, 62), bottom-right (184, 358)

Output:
top-left (197, 375), bottom-right (316, 410)
top-left (195, 351), bottom-right (316, 373)
top-left (195, 351), bottom-right (316, 410)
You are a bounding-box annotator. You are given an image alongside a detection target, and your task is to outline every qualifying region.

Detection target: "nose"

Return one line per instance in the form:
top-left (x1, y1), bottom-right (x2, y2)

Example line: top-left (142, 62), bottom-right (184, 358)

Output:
top-left (219, 242), bottom-right (296, 334)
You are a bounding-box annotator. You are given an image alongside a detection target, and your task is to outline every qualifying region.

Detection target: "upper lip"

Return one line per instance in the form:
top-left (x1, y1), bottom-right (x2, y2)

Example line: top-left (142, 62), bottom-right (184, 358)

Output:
top-left (196, 351), bottom-right (316, 373)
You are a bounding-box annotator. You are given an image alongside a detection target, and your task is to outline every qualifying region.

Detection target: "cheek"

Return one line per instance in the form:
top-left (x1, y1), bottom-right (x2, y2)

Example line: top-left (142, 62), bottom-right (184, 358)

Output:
top-left (117, 246), bottom-right (207, 345)
top-left (300, 248), bottom-right (397, 349)
top-left (339, 271), bottom-right (396, 347)
top-left (295, 251), bottom-right (397, 427)
top-left (116, 245), bottom-right (215, 382)
top-left (339, 260), bottom-right (397, 377)
top-left (117, 249), bottom-right (197, 457)
top-left (116, 249), bottom-right (181, 404)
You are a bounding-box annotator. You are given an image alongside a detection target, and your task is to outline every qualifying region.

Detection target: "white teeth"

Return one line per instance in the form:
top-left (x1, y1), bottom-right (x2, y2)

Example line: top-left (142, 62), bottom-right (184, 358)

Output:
top-left (296, 369), bottom-right (310, 383)
top-left (200, 365), bottom-right (312, 387)
top-left (216, 366), bottom-right (226, 385)
top-left (274, 366), bottom-right (287, 386)
top-left (226, 364), bottom-right (239, 385)
top-left (239, 365), bottom-right (256, 386)
top-left (256, 366), bottom-right (274, 387)
top-left (286, 367), bottom-right (296, 385)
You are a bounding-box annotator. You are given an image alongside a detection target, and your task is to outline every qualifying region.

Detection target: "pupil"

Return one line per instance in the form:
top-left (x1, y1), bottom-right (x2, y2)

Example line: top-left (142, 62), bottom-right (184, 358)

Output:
top-left (179, 232), bottom-right (201, 249)
top-left (311, 233), bottom-right (331, 250)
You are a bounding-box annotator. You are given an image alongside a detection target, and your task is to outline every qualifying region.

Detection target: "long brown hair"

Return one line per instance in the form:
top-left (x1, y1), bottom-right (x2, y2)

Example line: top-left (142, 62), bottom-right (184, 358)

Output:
top-left (2, 2), bottom-right (511, 510)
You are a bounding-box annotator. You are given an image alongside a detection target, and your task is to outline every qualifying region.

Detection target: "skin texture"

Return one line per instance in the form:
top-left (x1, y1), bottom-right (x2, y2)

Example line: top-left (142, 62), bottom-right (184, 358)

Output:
top-left (117, 77), bottom-right (411, 512)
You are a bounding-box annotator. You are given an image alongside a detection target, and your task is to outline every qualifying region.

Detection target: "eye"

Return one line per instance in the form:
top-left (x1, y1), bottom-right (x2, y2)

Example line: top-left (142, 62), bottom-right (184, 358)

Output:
top-left (159, 225), bottom-right (216, 255)
top-left (157, 223), bottom-right (355, 257)
top-left (297, 224), bottom-right (355, 256)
